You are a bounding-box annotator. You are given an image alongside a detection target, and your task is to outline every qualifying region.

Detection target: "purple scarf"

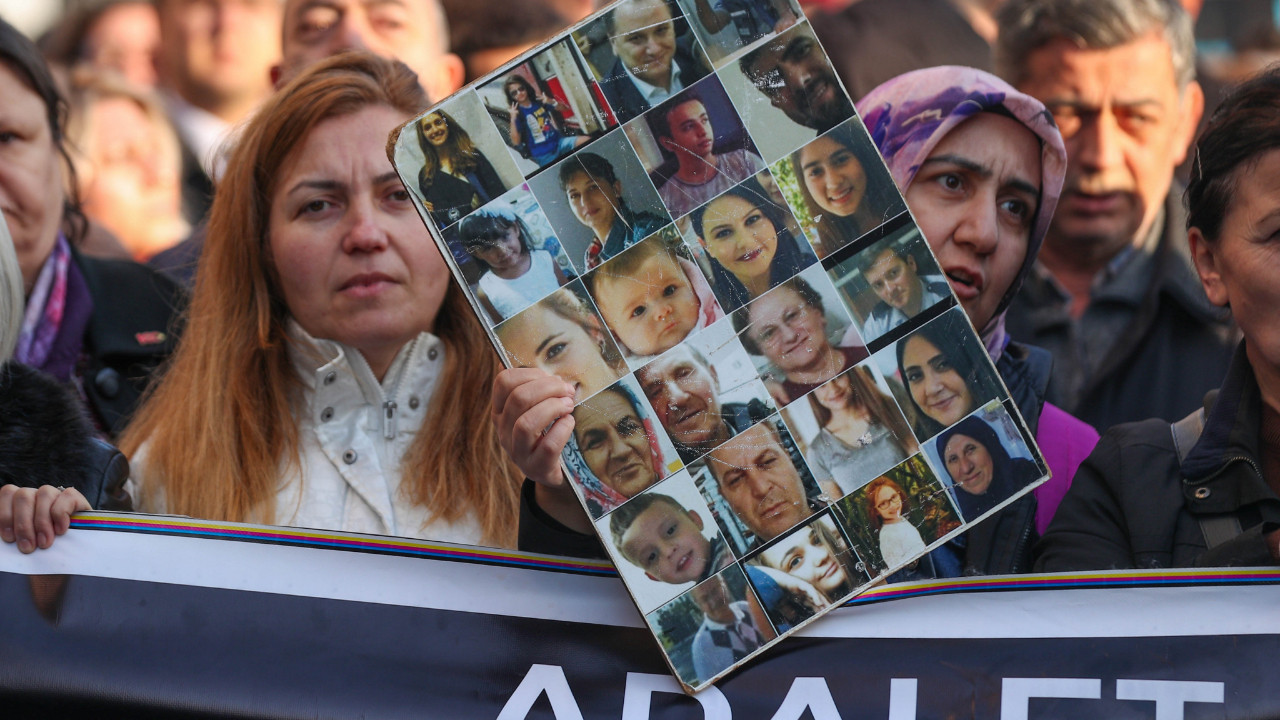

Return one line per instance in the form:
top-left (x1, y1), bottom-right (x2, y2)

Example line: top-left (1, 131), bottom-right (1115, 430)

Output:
top-left (15, 235), bottom-right (93, 382)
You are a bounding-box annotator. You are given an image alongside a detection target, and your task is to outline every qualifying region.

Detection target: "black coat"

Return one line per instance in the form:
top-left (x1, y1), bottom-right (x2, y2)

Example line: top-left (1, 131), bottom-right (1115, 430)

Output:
top-left (1035, 343), bottom-right (1280, 571)
top-left (0, 361), bottom-right (130, 510)
top-left (597, 37), bottom-right (709, 124)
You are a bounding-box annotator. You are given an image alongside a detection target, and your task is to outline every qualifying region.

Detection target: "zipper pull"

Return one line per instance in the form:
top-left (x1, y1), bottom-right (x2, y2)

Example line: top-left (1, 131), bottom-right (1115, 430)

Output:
top-left (382, 400), bottom-right (398, 440)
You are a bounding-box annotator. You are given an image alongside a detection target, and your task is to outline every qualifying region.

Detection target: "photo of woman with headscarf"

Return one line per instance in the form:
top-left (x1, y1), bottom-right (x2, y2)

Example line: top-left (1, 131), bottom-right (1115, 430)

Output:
top-left (934, 409), bottom-right (1042, 522)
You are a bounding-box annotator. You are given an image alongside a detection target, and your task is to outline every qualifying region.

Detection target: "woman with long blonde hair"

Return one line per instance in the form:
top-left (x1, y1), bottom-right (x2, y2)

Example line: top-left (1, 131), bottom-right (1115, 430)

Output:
top-left (111, 52), bottom-right (521, 546)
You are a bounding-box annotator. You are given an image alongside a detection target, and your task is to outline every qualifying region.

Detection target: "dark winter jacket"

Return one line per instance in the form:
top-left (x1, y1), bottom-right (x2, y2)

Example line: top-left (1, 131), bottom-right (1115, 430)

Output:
top-left (0, 361), bottom-right (131, 510)
top-left (1035, 343), bottom-right (1280, 571)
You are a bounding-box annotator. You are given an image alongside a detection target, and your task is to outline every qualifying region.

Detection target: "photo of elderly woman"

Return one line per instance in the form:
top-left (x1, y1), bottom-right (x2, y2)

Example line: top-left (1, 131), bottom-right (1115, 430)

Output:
top-left (565, 376), bottom-right (683, 517)
top-left (731, 265), bottom-right (866, 406)
top-left (494, 281), bottom-right (628, 404)
top-left (777, 118), bottom-right (906, 259)
top-left (646, 565), bottom-right (775, 688)
top-left (686, 176), bottom-right (818, 313)
top-left (743, 513), bottom-right (868, 632)
top-left (478, 36), bottom-right (615, 175)
top-left (450, 193), bottom-right (577, 324)
top-left (585, 230), bottom-right (723, 367)
top-left (528, 136), bottom-right (670, 270)
top-left (827, 221), bottom-right (949, 346)
top-left (834, 455), bottom-right (961, 578)
top-left (879, 308), bottom-right (1005, 442)
top-left (927, 401), bottom-right (1045, 523)
top-left (572, 0), bottom-right (712, 124)
top-left (784, 364), bottom-right (919, 497)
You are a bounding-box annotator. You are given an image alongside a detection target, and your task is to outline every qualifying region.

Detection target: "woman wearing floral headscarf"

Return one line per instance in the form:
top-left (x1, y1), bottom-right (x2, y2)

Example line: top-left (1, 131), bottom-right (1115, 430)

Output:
top-left (857, 66), bottom-right (1099, 573)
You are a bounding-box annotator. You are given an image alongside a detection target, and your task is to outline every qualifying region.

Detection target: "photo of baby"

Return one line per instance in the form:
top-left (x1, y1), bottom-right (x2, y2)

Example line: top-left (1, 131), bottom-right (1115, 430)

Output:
top-left (646, 565), bottom-right (776, 688)
top-left (448, 190), bottom-right (579, 324)
top-left (564, 375), bottom-right (684, 518)
top-left (600, 471), bottom-right (737, 612)
top-left (585, 229), bottom-right (724, 368)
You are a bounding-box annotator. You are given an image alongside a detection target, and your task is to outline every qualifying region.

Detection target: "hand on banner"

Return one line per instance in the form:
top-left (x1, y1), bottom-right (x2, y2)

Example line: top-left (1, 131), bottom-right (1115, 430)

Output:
top-left (0, 485), bottom-right (90, 553)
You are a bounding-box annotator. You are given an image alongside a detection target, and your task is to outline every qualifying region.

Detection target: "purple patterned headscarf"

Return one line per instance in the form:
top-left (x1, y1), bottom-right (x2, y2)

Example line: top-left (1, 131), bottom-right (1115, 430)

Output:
top-left (856, 66), bottom-right (1067, 347)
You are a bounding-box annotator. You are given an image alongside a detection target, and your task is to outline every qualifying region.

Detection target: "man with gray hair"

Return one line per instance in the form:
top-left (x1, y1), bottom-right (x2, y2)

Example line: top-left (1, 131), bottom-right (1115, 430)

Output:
top-left (996, 0), bottom-right (1235, 432)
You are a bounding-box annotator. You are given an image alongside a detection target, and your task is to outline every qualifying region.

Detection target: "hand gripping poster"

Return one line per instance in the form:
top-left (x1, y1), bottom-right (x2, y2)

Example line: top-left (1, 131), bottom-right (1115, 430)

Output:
top-left (390, 0), bottom-right (1049, 693)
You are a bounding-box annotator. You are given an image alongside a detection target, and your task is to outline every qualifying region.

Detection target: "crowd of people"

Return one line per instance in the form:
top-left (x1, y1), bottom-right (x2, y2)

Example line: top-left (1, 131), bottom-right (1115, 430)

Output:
top-left (2, 0), bottom-right (1278, 593)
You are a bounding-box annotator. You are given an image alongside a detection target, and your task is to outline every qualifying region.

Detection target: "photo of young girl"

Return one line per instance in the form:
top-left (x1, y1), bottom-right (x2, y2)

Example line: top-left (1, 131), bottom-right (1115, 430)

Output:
top-left (494, 281), bottom-right (628, 404)
top-left (586, 229), bottom-right (723, 368)
top-left (454, 197), bottom-right (578, 323)
top-left (564, 375), bottom-right (683, 517)
top-left (834, 454), bottom-right (962, 579)
top-left (743, 513), bottom-right (867, 632)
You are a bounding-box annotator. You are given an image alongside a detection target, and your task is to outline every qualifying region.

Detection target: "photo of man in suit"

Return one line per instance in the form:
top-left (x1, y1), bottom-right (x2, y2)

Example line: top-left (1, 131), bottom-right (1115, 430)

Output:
top-left (595, 0), bottom-right (711, 123)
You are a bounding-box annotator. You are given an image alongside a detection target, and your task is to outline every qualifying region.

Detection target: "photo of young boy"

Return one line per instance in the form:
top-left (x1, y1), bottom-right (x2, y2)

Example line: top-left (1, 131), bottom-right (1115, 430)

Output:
top-left (646, 565), bottom-right (776, 687)
top-left (585, 229), bottom-right (723, 368)
top-left (477, 36), bottom-right (615, 176)
top-left (446, 188), bottom-right (579, 324)
top-left (600, 471), bottom-right (736, 612)
top-left (564, 375), bottom-right (684, 518)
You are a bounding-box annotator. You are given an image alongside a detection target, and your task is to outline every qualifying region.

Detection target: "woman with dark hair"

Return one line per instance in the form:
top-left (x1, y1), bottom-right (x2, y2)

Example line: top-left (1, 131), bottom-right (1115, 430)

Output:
top-left (690, 177), bottom-right (816, 312)
top-left (458, 207), bottom-right (571, 322)
top-left (0, 18), bottom-right (182, 439)
top-left (504, 73), bottom-right (588, 167)
top-left (806, 367), bottom-right (918, 495)
top-left (791, 122), bottom-right (905, 258)
top-left (415, 109), bottom-right (505, 227)
top-left (1037, 67), bottom-right (1280, 571)
top-left (936, 415), bottom-right (1041, 521)
top-left (558, 152), bottom-right (668, 269)
top-left (895, 314), bottom-right (1004, 439)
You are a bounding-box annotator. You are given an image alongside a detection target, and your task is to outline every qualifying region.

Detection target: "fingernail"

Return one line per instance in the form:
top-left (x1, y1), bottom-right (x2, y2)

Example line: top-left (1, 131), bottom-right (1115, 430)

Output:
top-left (17, 539), bottom-right (32, 553)
top-left (37, 532), bottom-right (48, 548)
top-left (563, 397), bottom-right (575, 410)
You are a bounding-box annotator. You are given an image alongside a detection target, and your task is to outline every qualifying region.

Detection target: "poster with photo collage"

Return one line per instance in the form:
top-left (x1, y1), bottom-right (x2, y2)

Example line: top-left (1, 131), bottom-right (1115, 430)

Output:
top-left (391, 0), bottom-right (1048, 693)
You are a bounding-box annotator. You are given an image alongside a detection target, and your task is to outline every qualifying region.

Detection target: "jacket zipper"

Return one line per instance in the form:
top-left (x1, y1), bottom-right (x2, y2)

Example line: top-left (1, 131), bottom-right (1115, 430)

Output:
top-left (379, 336), bottom-right (420, 441)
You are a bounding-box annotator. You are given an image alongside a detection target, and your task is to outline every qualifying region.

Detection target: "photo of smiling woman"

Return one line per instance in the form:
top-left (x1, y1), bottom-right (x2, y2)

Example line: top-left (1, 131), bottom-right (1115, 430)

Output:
top-left (566, 376), bottom-right (681, 517)
top-left (933, 408), bottom-right (1041, 522)
top-left (494, 281), bottom-right (628, 404)
top-left (415, 109), bottom-right (507, 227)
top-left (892, 309), bottom-right (1004, 441)
top-left (457, 204), bottom-right (575, 323)
top-left (745, 514), bottom-right (864, 630)
top-left (789, 119), bottom-right (905, 258)
top-left (689, 176), bottom-right (817, 312)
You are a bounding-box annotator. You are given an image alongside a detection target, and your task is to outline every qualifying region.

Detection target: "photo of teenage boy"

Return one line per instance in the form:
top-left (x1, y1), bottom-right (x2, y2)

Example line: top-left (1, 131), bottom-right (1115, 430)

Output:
top-left (601, 476), bottom-right (736, 611)
top-left (635, 324), bottom-right (775, 463)
top-left (678, 0), bottom-right (799, 62)
top-left (576, 0), bottom-right (712, 124)
top-left (495, 282), bottom-right (628, 404)
top-left (744, 514), bottom-right (867, 631)
top-left (687, 571), bottom-right (773, 682)
top-left (725, 23), bottom-right (854, 165)
top-left (698, 419), bottom-right (830, 547)
top-left (454, 202), bottom-right (576, 323)
top-left (731, 267), bottom-right (866, 406)
top-left (834, 454), bottom-right (961, 580)
top-left (565, 376), bottom-right (682, 517)
top-left (527, 137), bottom-right (669, 269)
top-left (478, 38), bottom-right (614, 174)
top-left (633, 80), bottom-right (765, 218)
top-left (784, 119), bottom-right (906, 258)
top-left (830, 224), bottom-right (948, 344)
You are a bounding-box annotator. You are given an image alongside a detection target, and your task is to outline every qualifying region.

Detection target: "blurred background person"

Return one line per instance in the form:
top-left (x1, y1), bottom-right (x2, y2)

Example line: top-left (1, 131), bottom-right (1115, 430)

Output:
top-left (65, 67), bottom-right (189, 261)
top-left (39, 0), bottom-right (161, 89)
top-left (444, 0), bottom-right (585, 83)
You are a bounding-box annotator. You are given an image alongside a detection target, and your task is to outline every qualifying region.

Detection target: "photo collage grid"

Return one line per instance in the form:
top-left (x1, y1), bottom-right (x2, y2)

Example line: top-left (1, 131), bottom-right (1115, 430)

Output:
top-left (392, 0), bottom-right (1048, 692)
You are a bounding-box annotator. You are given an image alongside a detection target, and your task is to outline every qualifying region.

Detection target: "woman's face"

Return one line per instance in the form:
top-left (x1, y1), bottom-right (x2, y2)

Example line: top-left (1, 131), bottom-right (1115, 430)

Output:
top-left (943, 433), bottom-right (995, 496)
top-left (573, 390), bottom-right (657, 497)
top-left (268, 105), bottom-right (449, 378)
top-left (563, 170), bottom-right (620, 231)
top-left (905, 113), bottom-right (1041, 329)
top-left (420, 112), bottom-right (449, 147)
top-left (761, 525), bottom-right (846, 599)
top-left (499, 302), bottom-right (620, 403)
top-left (470, 224), bottom-right (525, 272)
top-left (700, 194), bottom-right (778, 286)
top-left (813, 373), bottom-right (851, 411)
top-left (1192, 147), bottom-right (1280, 382)
top-left (80, 97), bottom-right (184, 259)
top-left (901, 334), bottom-right (972, 427)
top-left (0, 65), bottom-right (66, 292)
top-left (799, 135), bottom-right (867, 218)
top-left (874, 484), bottom-right (903, 522)
top-left (747, 285), bottom-right (829, 373)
